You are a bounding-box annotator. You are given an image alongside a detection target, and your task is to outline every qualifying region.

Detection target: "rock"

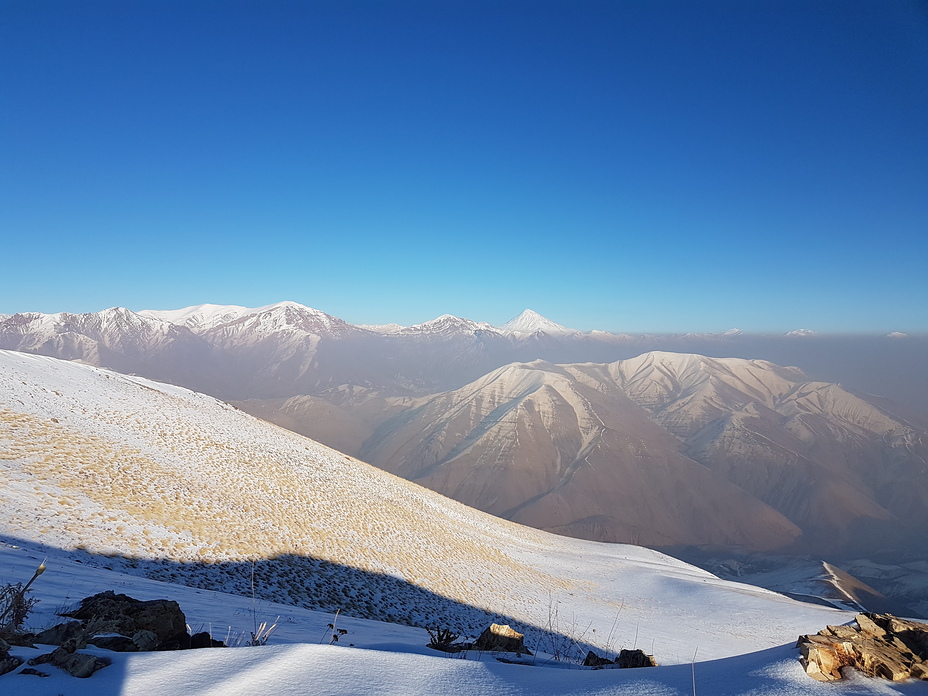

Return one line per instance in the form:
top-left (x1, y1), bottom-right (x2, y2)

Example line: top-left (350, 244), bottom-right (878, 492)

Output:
top-left (190, 631), bottom-right (225, 649)
top-left (798, 613), bottom-right (928, 682)
top-left (28, 646), bottom-right (110, 678)
top-left (29, 647), bottom-right (72, 665)
top-left (90, 634), bottom-right (138, 652)
top-left (583, 650), bottom-right (614, 667)
top-left (64, 591), bottom-right (187, 643)
top-left (823, 624), bottom-right (859, 639)
top-left (18, 667), bottom-right (49, 677)
top-left (475, 624), bottom-right (530, 654)
top-left (0, 628), bottom-right (34, 648)
top-left (0, 654), bottom-right (23, 676)
top-left (59, 652), bottom-right (109, 678)
top-left (34, 621), bottom-right (86, 649)
top-left (132, 629), bottom-right (159, 651)
top-left (616, 648), bottom-right (657, 668)
top-left (156, 630), bottom-right (192, 651)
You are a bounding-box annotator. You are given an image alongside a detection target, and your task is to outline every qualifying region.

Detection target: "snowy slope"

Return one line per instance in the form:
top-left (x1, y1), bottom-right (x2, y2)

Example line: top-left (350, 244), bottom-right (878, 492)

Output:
top-left (3, 529), bottom-right (925, 694)
top-left (0, 349), bottom-right (858, 669)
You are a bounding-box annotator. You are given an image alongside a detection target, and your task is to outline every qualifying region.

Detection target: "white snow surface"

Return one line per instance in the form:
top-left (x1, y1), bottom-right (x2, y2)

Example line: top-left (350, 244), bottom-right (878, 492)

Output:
top-left (1, 350), bottom-right (924, 693)
top-left (3, 542), bottom-right (925, 696)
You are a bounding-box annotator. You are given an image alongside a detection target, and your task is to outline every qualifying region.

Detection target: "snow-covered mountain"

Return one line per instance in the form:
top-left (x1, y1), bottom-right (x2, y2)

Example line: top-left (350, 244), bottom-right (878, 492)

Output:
top-left (0, 306), bottom-right (216, 390)
top-left (3, 304), bottom-right (926, 556)
top-left (498, 309), bottom-right (579, 336)
top-left (3, 303), bottom-right (926, 414)
top-left (138, 302), bottom-right (253, 330)
top-left (347, 352), bottom-right (928, 554)
top-left (0, 348), bottom-right (853, 669)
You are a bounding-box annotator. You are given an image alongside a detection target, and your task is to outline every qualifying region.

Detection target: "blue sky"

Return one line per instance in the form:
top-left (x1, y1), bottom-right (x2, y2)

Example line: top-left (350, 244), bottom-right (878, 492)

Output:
top-left (2, 0), bottom-right (926, 333)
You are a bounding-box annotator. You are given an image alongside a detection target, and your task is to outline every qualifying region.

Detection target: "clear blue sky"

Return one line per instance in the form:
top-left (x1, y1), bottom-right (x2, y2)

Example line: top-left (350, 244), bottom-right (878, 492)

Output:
top-left (2, 0), bottom-right (926, 333)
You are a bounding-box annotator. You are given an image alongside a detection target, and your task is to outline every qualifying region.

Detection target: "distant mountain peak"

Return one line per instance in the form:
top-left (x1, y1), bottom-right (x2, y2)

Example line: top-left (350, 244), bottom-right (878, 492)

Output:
top-left (498, 309), bottom-right (577, 336)
top-left (786, 328), bottom-right (817, 337)
top-left (139, 303), bottom-right (251, 330)
top-left (403, 314), bottom-right (496, 336)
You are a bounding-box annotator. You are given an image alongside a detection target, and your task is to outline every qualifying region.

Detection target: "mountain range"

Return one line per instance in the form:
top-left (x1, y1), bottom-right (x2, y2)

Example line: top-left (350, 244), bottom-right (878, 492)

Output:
top-left (0, 348), bottom-right (854, 667)
top-left (1, 302), bottom-right (926, 560)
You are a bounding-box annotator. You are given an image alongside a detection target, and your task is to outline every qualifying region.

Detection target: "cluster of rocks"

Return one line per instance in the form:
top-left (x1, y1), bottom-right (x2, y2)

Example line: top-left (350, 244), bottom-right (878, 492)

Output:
top-left (798, 612), bottom-right (928, 682)
top-left (0, 637), bottom-right (25, 676)
top-left (2, 591), bottom-right (225, 679)
top-left (583, 648), bottom-right (657, 669)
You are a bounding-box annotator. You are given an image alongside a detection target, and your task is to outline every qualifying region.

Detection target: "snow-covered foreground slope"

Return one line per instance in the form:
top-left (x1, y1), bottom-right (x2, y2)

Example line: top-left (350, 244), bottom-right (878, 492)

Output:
top-left (0, 350), bottom-right (854, 662)
top-left (3, 543), bottom-right (926, 696)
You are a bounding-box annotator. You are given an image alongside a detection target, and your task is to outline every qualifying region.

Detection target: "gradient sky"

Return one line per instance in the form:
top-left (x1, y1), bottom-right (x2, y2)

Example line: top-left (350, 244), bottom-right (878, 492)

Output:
top-left (2, 0), bottom-right (926, 333)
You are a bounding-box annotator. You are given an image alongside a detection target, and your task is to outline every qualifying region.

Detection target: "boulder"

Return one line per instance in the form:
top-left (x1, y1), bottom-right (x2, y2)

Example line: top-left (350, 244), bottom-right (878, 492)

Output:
top-left (583, 650), bottom-right (614, 667)
top-left (0, 654), bottom-right (23, 676)
top-left (190, 631), bottom-right (225, 649)
top-left (90, 634), bottom-right (138, 652)
top-left (34, 621), bottom-right (86, 649)
top-left (798, 613), bottom-right (928, 682)
top-left (475, 624), bottom-right (530, 654)
top-left (155, 630), bottom-right (192, 651)
top-left (63, 591), bottom-right (186, 643)
top-left (616, 648), bottom-right (657, 668)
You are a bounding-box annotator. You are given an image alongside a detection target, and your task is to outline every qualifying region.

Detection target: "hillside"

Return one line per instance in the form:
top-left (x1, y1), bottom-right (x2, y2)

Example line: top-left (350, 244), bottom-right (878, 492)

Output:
top-left (305, 354), bottom-right (927, 554)
top-left (4, 542), bottom-right (922, 695)
top-left (0, 349), bottom-right (855, 666)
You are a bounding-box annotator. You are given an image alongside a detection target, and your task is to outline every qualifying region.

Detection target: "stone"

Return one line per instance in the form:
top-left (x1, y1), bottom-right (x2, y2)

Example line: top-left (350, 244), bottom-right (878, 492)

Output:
top-left (616, 648), bottom-right (657, 668)
top-left (18, 667), bottom-right (49, 677)
top-left (90, 634), bottom-right (138, 652)
top-left (190, 631), bottom-right (225, 649)
top-left (798, 613), bottom-right (928, 682)
top-left (0, 654), bottom-right (23, 676)
top-left (132, 629), bottom-right (159, 651)
top-left (855, 614), bottom-right (887, 638)
top-left (583, 650), bottom-right (614, 667)
top-left (28, 646), bottom-right (110, 678)
top-left (475, 624), bottom-right (530, 654)
top-left (156, 630), bottom-right (192, 651)
top-left (824, 625), bottom-right (859, 639)
top-left (34, 621), bottom-right (86, 649)
top-left (59, 652), bottom-right (109, 678)
top-left (64, 591), bottom-right (187, 643)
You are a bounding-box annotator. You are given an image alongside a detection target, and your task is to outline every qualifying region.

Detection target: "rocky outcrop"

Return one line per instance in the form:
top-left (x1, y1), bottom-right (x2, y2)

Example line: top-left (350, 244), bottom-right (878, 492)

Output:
top-left (798, 613), bottom-right (928, 681)
top-left (475, 624), bottom-right (530, 654)
top-left (63, 591), bottom-right (187, 644)
top-left (616, 648), bottom-right (658, 668)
